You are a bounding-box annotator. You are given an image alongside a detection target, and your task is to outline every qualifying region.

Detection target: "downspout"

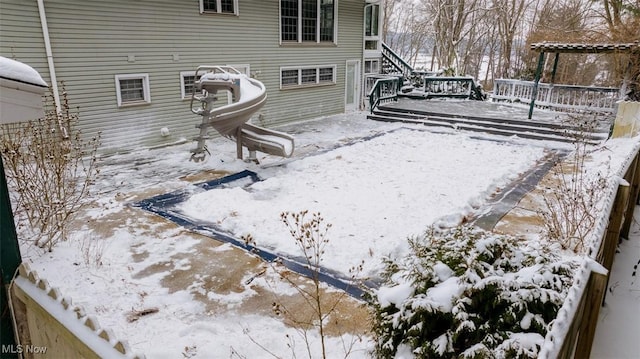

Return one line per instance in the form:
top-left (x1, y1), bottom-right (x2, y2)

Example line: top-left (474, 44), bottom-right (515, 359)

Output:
top-left (37, 0), bottom-right (67, 137)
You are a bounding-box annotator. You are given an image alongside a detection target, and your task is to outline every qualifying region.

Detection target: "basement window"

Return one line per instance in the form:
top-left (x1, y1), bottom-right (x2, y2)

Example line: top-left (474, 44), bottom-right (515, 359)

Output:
top-left (180, 72), bottom-right (203, 100)
top-left (200, 0), bottom-right (238, 15)
top-left (280, 65), bottom-right (336, 89)
top-left (115, 74), bottom-right (150, 107)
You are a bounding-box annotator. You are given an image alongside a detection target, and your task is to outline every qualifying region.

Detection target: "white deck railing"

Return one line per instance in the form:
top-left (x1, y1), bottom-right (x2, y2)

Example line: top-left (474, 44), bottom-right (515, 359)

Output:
top-left (492, 79), bottom-right (620, 114)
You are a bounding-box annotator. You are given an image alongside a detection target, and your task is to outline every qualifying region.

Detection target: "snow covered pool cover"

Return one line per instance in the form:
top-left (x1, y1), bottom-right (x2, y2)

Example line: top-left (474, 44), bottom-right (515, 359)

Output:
top-left (139, 128), bottom-right (548, 284)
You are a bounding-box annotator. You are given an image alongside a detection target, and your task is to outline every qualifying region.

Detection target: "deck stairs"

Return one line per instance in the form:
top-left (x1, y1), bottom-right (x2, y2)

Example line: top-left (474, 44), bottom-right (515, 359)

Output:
top-left (368, 104), bottom-right (611, 144)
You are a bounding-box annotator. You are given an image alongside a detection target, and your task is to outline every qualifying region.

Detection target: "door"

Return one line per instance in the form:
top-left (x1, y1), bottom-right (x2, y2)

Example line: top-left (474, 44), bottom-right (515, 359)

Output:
top-left (345, 60), bottom-right (360, 112)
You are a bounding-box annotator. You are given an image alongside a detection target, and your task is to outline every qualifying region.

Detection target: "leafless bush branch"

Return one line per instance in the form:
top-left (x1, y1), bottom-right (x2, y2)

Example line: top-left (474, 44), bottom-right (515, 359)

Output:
top-left (0, 83), bottom-right (100, 251)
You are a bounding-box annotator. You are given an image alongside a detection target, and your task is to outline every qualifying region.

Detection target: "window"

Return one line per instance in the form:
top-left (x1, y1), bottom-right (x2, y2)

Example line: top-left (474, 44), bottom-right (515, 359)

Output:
top-left (364, 59), bottom-right (380, 74)
top-left (319, 67), bottom-right (334, 81)
top-left (301, 68), bottom-right (317, 84)
top-left (281, 69), bottom-right (299, 86)
top-left (180, 71), bottom-right (202, 99)
top-left (280, 0), bottom-right (335, 43)
top-left (280, 65), bottom-right (335, 88)
top-left (364, 3), bottom-right (380, 51)
top-left (364, 4), bottom-right (379, 37)
top-left (115, 74), bottom-right (150, 107)
top-left (200, 0), bottom-right (238, 15)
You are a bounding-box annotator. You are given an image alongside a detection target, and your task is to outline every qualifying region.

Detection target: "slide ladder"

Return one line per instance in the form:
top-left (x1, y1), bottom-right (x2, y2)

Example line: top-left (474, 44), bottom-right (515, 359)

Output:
top-left (189, 65), bottom-right (295, 162)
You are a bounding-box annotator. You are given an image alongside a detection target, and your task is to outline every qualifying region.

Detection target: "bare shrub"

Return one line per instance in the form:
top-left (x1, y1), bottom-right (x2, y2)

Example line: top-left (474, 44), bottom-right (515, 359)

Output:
top-left (0, 84), bottom-right (100, 251)
top-left (243, 210), bottom-right (366, 358)
top-left (80, 235), bottom-right (108, 267)
top-left (538, 115), bottom-right (608, 253)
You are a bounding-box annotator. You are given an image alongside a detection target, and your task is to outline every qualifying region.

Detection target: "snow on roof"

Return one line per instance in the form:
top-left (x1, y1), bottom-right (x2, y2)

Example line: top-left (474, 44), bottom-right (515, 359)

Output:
top-left (0, 56), bottom-right (48, 87)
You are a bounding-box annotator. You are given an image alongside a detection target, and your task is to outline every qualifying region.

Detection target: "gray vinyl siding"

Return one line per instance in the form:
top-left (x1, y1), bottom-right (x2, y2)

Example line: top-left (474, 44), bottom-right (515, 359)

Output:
top-left (0, 2), bottom-right (51, 85)
top-left (0, 0), bottom-right (364, 153)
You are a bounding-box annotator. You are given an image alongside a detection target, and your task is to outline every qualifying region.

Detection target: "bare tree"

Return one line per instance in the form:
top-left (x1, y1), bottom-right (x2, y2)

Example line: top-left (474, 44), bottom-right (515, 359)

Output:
top-left (422, 0), bottom-right (483, 74)
top-left (384, 1), bottom-right (432, 68)
top-left (493, 0), bottom-right (532, 78)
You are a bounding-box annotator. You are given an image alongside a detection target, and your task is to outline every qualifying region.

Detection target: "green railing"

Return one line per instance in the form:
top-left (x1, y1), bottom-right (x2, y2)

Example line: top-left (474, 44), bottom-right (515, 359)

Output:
top-left (420, 76), bottom-right (486, 100)
top-left (368, 76), bottom-right (400, 113)
top-left (382, 42), bottom-right (414, 78)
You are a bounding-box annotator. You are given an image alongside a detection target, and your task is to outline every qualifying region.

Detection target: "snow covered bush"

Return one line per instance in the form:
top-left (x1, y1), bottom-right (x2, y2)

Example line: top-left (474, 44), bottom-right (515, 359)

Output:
top-left (370, 225), bottom-right (578, 358)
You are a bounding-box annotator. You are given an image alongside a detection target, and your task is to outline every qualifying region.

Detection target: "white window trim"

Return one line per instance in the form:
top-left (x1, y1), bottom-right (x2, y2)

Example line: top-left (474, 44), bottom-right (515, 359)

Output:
top-left (279, 64), bottom-right (336, 89)
top-left (180, 71), bottom-right (197, 100)
top-left (278, 0), bottom-right (338, 45)
top-left (115, 73), bottom-right (150, 107)
top-left (226, 64), bottom-right (251, 76)
top-left (199, 0), bottom-right (239, 15)
top-left (364, 59), bottom-right (380, 74)
top-left (364, 3), bottom-right (381, 54)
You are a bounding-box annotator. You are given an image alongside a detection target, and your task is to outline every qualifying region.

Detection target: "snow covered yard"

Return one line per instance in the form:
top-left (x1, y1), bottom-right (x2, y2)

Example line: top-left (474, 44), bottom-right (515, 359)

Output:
top-left (177, 128), bottom-right (548, 278)
top-left (13, 111), bottom-right (640, 358)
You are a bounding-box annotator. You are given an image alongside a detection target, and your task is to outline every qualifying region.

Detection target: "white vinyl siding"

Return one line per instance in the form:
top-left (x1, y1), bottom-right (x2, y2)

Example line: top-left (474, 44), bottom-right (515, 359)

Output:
top-left (280, 65), bottom-right (336, 89)
top-left (115, 73), bottom-right (150, 107)
top-left (1, 0), bottom-right (363, 152)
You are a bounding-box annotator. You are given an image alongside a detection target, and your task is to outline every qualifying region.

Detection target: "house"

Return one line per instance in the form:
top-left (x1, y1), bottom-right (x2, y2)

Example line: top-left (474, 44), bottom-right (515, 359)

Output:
top-left (0, 0), bottom-right (383, 153)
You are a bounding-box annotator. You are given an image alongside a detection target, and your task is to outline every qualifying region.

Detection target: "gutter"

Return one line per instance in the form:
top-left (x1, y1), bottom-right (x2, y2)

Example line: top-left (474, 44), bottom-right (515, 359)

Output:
top-left (37, 0), bottom-right (67, 137)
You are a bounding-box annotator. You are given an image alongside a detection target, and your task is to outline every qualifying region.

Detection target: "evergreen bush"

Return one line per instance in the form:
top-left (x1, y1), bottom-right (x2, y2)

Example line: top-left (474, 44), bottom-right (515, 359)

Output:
top-left (370, 225), bottom-right (577, 358)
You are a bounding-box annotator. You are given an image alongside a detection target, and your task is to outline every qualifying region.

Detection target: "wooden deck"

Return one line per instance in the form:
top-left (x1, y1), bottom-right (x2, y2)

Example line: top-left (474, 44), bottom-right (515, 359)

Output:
top-left (369, 98), bottom-right (613, 143)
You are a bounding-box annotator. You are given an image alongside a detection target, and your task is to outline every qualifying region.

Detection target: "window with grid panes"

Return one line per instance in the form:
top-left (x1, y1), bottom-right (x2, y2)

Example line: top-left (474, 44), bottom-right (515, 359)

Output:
top-left (180, 72), bottom-right (203, 99)
top-left (319, 67), bottom-right (333, 82)
top-left (280, 0), bottom-right (335, 43)
top-left (281, 0), bottom-right (298, 41)
top-left (120, 79), bottom-right (144, 102)
top-left (281, 69), bottom-right (299, 87)
top-left (115, 74), bottom-right (150, 106)
top-left (200, 0), bottom-right (237, 14)
top-left (280, 65), bottom-right (335, 88)
top-left (301, 68), bottom-right (317, 84)
top-left (302, 0), bottom-right (317, 41)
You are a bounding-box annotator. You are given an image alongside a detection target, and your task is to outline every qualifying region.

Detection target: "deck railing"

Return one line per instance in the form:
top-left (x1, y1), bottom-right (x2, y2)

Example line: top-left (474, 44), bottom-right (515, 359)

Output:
top-left (492, 79), bottom-right (620, 114)
top-left (420, 76), bottom-right (485, 100)
top-left (367, 75), bottom-right (400, 112)
top-left (381, 42), bottom-right (414, 78)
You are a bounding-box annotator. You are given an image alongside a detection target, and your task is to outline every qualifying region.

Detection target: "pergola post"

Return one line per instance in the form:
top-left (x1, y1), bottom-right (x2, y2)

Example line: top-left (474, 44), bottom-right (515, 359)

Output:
top-left (529, 51), bottom-right (545, 119)
top-left (551, 52), bottom-right (560, 84)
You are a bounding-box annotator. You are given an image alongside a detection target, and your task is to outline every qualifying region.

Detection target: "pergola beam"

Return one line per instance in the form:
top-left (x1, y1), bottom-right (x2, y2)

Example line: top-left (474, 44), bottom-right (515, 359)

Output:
top-left (531, 42), bottom-right (640, 54)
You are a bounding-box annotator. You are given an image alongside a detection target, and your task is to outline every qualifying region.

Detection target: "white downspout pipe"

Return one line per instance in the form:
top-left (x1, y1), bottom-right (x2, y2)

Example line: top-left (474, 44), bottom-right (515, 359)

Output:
top-left (37, 0), bottom-right (68, 137)
top-left (36, 0), bottom-right (64, 124)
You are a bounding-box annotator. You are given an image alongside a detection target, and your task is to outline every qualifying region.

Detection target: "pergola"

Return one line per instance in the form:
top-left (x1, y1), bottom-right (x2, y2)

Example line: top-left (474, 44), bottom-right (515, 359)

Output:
top-left (527, 41), bottom-right (640, 119)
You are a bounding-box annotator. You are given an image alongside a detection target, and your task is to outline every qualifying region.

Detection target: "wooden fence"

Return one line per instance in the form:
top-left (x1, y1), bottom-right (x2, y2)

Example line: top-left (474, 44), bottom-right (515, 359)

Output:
top-left (539, 126), bottom-right (640, 358)
top-left (9, 263), bottom-right (144, 359)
